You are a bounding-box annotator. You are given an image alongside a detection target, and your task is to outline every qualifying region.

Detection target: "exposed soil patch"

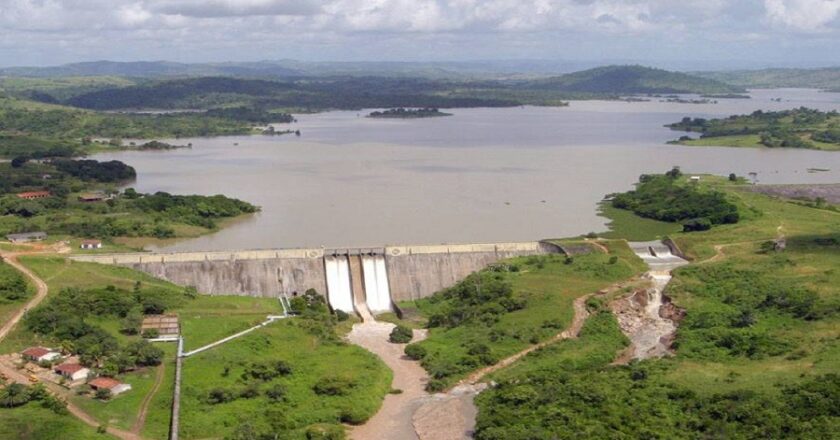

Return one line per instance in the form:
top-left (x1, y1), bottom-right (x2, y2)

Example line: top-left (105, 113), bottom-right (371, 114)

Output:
top-left (748, 183), bottom-right (840, 204)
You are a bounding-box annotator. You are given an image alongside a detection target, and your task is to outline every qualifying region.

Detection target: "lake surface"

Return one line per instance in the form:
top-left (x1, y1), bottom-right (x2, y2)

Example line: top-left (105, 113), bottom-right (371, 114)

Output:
top-left (91, 88), bottom-right (840, 252)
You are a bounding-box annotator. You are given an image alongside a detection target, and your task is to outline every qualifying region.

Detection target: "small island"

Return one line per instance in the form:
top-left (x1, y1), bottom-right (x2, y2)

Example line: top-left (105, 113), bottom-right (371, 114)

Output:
top-left (666, 108), bottom-right (840, 151)
top-left (367, 108), bottom-right (452, 119)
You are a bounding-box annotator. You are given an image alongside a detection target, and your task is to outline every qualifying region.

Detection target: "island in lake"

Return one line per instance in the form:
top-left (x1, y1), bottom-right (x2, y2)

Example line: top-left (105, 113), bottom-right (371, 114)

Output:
top-left (667, 107), bottom-right (840, 151)
top-left (368, 107), bottom-right (453, 119)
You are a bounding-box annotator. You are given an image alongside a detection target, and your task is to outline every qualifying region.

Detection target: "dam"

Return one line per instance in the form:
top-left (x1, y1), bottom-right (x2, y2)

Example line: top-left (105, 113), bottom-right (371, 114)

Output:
top-left (71, 241), bottom-right (561, 316)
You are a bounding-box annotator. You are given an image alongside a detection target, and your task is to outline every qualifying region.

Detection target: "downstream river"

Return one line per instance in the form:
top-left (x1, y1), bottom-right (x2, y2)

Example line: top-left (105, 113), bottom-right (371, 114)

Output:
top-left (92, 89), bottom-right (840, 252)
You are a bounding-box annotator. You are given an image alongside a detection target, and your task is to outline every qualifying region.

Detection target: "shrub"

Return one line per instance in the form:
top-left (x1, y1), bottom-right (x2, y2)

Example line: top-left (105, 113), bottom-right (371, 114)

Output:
top-left (389, 325), bottom-right (413, 343)
top-left (141, 328), bottom-right (159, 339)
top-left (404, 343), bottom-right (427, 360)
top-left (426, 379), bottom-right (447, 392)
top-left (313, 375), bottom-right (356, 396)
top-left (95, 388), bottom-right (111, 401)
top-left (238, 384), bottom-right (260, 399)
top-left (334, 309), bottom-right (350, 321)
top-left (206, 388), bottom-right (234, 404)
top-left (305, 423), bottom-right (346, 440)
top-left (265, 384), bottom-right (287, 402)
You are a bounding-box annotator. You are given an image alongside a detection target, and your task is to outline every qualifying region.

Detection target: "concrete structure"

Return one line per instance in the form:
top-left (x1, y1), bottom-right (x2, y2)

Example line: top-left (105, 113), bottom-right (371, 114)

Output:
top-left (55, 363), bottom-right (90, 381)
top-left (80, 239), bottom-right (102, 249)
top-left (6, 232), bottom-right (47, 243)
top-left (71, 241), bottom-right (560, 313)
top-left (142, 314), bottom-right (180, 337)
top-left (21, 347), bottom-right (60, 363)
top-left (88, 377), bottom-right (132, 396)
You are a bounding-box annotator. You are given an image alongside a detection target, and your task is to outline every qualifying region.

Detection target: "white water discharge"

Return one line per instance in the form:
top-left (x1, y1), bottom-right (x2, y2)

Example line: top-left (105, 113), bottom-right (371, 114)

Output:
top-left (362, 255), bottom-right (393, 314)
top-left (620, 241), bottom-right (689, 359)
top-left (325, 256), bottom-right (355, 313)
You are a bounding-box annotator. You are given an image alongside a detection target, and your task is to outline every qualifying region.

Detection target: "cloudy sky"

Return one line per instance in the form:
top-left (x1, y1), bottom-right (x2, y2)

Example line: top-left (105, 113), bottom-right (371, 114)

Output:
top-left (0, 0), bottom-right (838, 68)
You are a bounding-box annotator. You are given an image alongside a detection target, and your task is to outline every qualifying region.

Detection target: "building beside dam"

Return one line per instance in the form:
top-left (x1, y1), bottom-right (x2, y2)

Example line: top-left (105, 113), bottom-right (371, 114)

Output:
top-left (71, 241), bottom-right (561, 317)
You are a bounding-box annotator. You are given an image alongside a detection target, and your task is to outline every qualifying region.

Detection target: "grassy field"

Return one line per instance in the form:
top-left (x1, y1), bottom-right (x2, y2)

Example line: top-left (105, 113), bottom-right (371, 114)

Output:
top-left (0, 260), bottom-right (33, 324)
top-left (179, 295), bottom-right (285, 352)
top-left (403, 242), bottom-right (645, 389)
top-left (0, 256), bottom-right (391, 439)
top-left (473, 176), bottom-right (840, 439)
top-left (0, 403), bottom-right (110, 440)
top-left (596, 203), bottom-right (684, 241)
top-left (179, 319), bottom-right (391, 439)
top-left (71, 365), bottom-right (161, 431)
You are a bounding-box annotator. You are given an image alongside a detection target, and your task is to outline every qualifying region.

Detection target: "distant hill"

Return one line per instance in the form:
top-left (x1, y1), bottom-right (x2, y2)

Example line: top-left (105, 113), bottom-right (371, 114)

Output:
top-left (524, 65), bottom-right (745, 94)
top-left (692, 67), bottom-right (840, 91)
top-left (0, 60), bottom-right (303, 78)
top-left (58, 76), bottom-right (520, 111)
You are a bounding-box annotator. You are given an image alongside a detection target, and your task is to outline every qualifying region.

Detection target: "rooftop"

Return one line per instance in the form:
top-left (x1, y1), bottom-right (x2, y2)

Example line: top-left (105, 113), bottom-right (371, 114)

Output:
top-left (89, 377), bottom-right (122, 389)
top-left (22, 347), bottom-right (52, 358)
top-left (55, 363), bottom-right (86, 374)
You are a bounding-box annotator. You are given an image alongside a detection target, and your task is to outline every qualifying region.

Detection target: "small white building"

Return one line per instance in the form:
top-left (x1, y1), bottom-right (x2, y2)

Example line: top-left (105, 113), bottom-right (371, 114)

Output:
top-left (54, 363), bottom-right (90, 382)
top-left (89, 377), bottom-right (132, 396)
top-left (80, 239), bottom-right (103, 249)
top-left (689, 176), bottom-right (701, 183)
top-left (21, 347), bottom-right (61, 363)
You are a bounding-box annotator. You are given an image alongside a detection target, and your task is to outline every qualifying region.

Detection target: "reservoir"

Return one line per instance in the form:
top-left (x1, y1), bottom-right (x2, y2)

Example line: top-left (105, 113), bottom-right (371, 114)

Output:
top-left (91, 88), bottom-right (840, 251)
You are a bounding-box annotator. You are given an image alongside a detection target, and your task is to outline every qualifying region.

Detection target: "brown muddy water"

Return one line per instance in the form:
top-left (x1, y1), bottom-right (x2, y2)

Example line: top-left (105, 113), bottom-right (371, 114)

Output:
top-left (90, 88), bottom-right (840, 251)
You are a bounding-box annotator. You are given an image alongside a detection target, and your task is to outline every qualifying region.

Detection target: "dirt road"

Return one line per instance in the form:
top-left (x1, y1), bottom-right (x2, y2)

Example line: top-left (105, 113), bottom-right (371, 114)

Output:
top-left (0, 252), bottom-right (49, 342)
top-left (0, 361), bottom-right (138, 440)
top-left (132, 363), bottom-right (166, 435)
top-left (348, 321), bottom-right (429, 440)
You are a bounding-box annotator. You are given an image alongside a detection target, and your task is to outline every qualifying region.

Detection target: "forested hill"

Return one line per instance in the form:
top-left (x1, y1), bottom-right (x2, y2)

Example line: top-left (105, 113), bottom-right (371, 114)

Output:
top-left (37, 65), bottom-right (743, 112)
top-left (692, 67), bottom-right (840, 91)
top-left (523, 65), bottom-right (744, 94)
top-left (57, 76), bottom-right (520, 111)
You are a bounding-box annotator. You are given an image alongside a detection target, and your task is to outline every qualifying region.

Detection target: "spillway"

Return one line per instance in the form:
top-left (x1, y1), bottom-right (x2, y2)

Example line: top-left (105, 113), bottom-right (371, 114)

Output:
top-left (362, 255), bottom-right (392, 314)
top-left (324, 255), bottom-right (355, 313)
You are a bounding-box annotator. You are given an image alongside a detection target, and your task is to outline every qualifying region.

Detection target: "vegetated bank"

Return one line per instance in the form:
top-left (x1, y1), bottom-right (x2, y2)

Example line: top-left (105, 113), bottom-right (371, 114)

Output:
top-left (667, 107), bottom-right (840, 151)
top-left (607, 167), bottom-right (740, 232)
top-left (473, 174), bottom-right (840, 439)
top-left (367, 108), bottom-right (452, 118)
top-left (392, 241), bottom-right (646, 391)
top-left (0, 158), bottom-right (257, 243)
top-left (0, 257), bottom-right (392, 439)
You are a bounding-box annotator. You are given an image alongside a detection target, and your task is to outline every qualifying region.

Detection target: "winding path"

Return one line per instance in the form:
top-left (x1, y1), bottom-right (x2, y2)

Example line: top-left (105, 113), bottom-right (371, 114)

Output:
top-left (132, 363), bottom-right (166, 435)
top-left (0, 252), bottom-right (49, 342)
top-left (351, 277), bottom-right (632, 440)
top-left (0, 249), bottom-right (141, 440)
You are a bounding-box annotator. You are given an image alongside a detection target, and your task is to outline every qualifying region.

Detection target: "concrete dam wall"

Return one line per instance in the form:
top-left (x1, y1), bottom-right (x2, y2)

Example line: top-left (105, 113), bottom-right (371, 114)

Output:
top-left (71, 241), bottom-right (560, 314)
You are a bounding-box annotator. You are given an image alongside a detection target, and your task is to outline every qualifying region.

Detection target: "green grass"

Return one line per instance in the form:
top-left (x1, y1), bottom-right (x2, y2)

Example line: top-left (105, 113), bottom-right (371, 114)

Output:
top-left (0, 402), bottom-right (110, 439)
top-left (179, 320), bottom-right (391, 439)
top-left (178, 295), bottom-right (285, 352)
top-left (472, 176), bottom-right (840, 439)
top-left (596, 201), bottom-right (687, 241)
top-left (411, 246), bottom-right (643, 389)
top-left (141, 344), bottom-right (177, 440)
top-left (71, 366), bottom-right (160, 431)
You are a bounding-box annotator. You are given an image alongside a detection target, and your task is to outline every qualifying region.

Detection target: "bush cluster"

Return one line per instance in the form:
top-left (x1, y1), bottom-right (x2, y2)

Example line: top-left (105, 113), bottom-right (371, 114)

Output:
top-left (610, 171), bottom-right (739, 231)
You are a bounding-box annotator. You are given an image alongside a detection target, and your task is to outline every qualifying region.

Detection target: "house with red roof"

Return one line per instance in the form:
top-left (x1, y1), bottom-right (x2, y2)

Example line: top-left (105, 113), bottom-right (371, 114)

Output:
top-left (21, 347), bottom-right (60, 363)
top-left (88, 377), bottom-right (132, 396)
top-left (54, 363), bottom-right (90, 381)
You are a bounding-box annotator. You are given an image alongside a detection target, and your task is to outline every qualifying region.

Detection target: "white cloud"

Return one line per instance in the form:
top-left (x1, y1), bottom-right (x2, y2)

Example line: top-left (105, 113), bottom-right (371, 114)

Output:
top-left (764, 0), bottom-right (840, 31)
top-left (0, 0), bottom-right (837, 66)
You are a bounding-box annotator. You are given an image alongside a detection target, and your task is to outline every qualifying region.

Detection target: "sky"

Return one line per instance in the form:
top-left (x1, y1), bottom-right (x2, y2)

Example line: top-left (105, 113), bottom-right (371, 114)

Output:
top-left (0, 0), bottom-right (838, 69)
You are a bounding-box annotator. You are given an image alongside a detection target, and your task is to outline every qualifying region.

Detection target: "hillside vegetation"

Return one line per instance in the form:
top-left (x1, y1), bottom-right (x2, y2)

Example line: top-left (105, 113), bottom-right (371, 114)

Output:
top-left (694, 67), bottom-right (840, 91)
top-left (524, 65), bottom-right (744, 94)
top-left (475, 175), bottom-right (840, 439)
top-left (4, 65), bottom-right (744, 113)
top-left (668, 107), bottom-right (840, 151)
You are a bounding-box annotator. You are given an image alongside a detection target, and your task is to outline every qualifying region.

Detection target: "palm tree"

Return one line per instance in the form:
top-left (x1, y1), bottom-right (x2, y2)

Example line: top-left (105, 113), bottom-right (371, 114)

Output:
top-left (0, 383), bottom-right (31, 408)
